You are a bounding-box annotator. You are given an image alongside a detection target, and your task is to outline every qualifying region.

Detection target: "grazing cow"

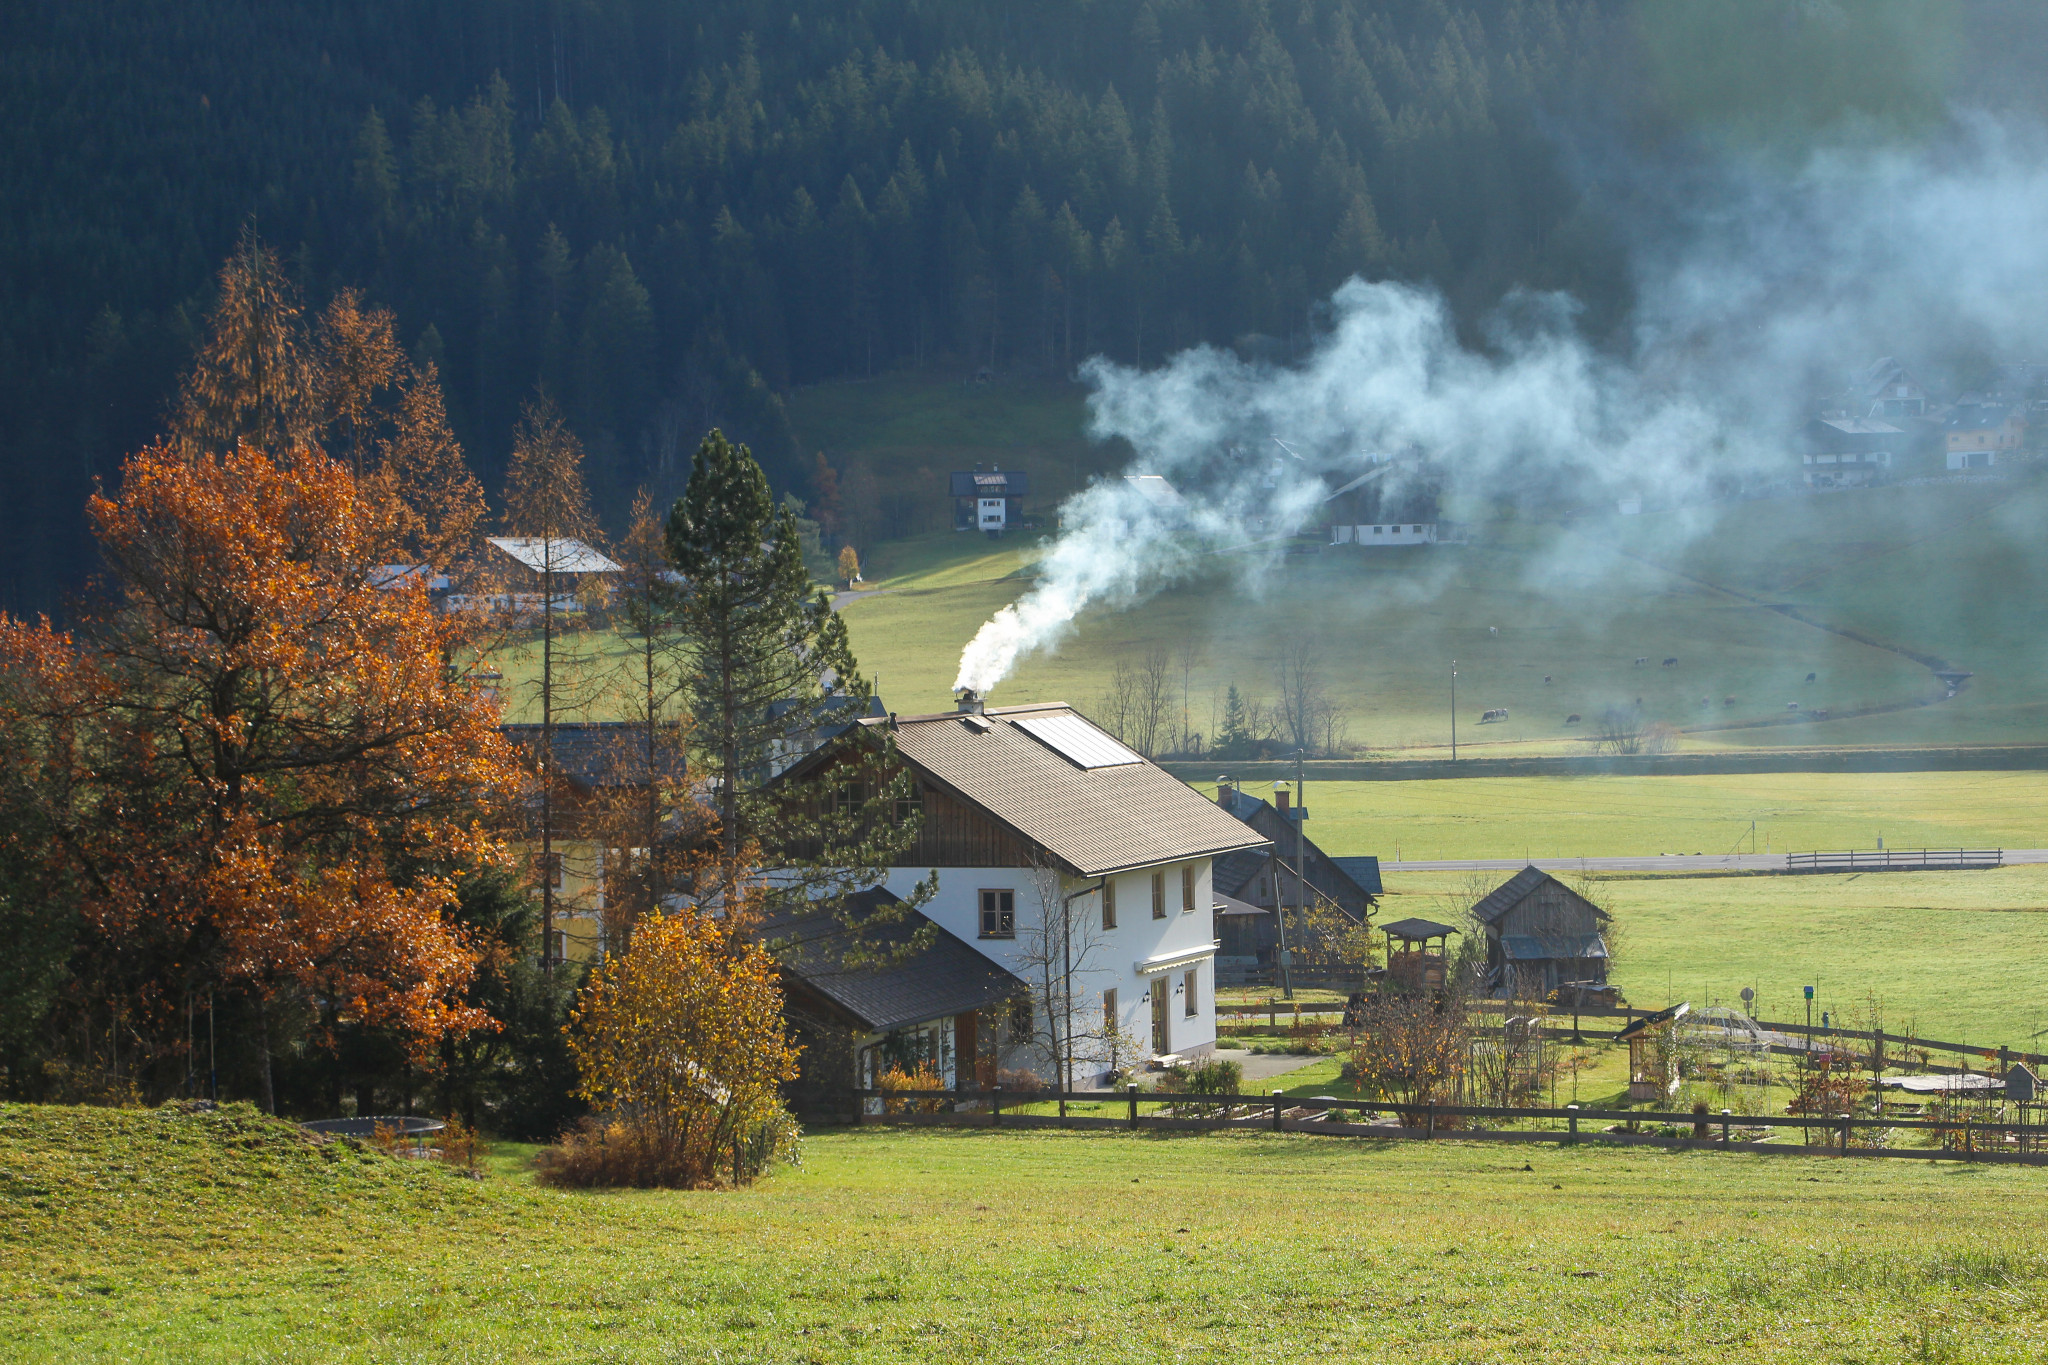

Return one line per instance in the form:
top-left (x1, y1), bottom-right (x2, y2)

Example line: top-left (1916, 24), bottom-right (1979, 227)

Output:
top-left (1480, 707), bottom-right (1508, 723)
top-left (1805, 672), bottom-right (1817, 683)
top-left (1662, 657), bottom-right (1678, 667)
top-left (1814, 709), bottom-right (1830, 719)
top-left (1489, 626), bottom-right (1499, 637)
top-left (1634, 656), bottom-right (1647, 667)
top-left (1565, 714), bottom-right (1581, 724)
top-left (1787, 702), bottom-right (1799, 710)
top-left (1724, 696), bottom-right (1736, 705)
top-left (1543, 675), bottom-right (1552, 684)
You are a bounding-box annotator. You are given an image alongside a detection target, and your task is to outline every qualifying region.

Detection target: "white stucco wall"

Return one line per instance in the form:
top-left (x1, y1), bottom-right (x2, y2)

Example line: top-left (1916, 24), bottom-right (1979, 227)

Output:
top-left (880, 859), bottom-right (1218, 1081)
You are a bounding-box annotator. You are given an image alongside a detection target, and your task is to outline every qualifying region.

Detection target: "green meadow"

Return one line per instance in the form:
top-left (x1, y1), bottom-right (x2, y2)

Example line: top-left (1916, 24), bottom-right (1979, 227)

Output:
top-left (1370, 865), bottom-right (2048, 1050)
top-left (7, 1103), bottom-right (2046, 1363)
top-left (1247, 770), bottom-right (2048, 862)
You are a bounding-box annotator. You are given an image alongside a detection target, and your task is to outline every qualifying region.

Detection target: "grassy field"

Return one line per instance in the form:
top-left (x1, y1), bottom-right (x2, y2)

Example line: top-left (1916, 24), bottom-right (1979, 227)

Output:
top-left (1374, 865), bottom-right (2048, 1049)
top-left (8, 1103), bottom-right (2048, 1363)
top-left (1239, 770), bottom-right (2048, 862)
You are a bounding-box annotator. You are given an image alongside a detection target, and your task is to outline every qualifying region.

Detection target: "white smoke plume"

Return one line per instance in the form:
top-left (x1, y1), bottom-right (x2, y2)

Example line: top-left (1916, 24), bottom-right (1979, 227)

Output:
top-left (954, 115), bottom-right (2048, 696)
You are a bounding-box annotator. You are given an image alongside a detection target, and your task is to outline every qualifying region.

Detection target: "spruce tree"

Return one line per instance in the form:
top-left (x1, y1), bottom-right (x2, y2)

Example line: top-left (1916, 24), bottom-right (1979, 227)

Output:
top-left (666, 429), bottom-right (925, 930)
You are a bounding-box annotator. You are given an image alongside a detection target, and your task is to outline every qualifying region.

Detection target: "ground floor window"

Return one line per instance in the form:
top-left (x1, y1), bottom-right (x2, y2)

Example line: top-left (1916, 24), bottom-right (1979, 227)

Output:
top-left (1183, 968), bottom-right (1200, 1018)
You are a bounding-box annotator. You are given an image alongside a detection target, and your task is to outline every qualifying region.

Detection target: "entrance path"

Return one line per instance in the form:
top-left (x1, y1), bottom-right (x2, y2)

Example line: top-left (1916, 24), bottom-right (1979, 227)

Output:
top-left (1211, 1049), bottom-right (1330, 1084)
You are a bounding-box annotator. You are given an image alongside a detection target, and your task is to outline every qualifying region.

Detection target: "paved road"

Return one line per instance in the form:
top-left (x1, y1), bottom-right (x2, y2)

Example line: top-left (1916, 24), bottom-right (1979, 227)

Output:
top-left (1385, 850), bottom-right (2048, 873)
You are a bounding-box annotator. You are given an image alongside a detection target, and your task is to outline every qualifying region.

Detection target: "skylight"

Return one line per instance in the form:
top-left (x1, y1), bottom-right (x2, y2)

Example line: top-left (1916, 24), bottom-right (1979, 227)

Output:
top-left (1011, 713), bottom-right (1142, 769)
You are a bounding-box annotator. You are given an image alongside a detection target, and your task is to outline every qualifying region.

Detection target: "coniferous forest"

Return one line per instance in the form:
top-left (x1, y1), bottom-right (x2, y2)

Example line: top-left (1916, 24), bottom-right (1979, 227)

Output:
top-left (6, 0), bottom-right (2044, 613)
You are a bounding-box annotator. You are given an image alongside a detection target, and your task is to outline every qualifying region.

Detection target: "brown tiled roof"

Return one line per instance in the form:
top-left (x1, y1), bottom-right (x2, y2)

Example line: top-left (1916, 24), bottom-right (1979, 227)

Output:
top-left (848, 703), bottom-right (1269, 877)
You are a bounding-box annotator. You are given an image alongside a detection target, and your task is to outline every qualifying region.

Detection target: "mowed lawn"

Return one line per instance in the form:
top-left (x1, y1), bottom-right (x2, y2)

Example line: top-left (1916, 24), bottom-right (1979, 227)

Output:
top-left (1383, 865), bottom-right (2048, 1049)
top-left (1267, 770), bottom-right (2048, 862)
top-left (7, 1105), bottom-right (2047, 1364)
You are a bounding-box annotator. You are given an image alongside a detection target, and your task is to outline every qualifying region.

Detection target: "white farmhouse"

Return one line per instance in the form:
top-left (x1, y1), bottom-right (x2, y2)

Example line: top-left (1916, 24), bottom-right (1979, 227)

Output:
top-left (778, 698), bottom-right (1268, 1094)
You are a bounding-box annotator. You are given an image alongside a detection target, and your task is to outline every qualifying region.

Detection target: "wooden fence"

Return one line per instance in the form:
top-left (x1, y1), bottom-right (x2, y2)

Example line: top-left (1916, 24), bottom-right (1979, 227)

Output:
top-left (1215, 1000), bottom-right (2048, 1073)
top-left (1786, 848), bottom-right (2003, 871)
top-left (854, 1089), bottom-right (2048, 1165)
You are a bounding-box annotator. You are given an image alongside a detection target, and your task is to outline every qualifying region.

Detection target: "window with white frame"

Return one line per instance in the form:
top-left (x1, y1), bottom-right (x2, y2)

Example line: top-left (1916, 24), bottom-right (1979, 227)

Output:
top-left (1180, 864), bottom-right (1195, 913)
top-left (1101, 878), bottom-right (1117, 930)
top-left (1183, 967), bottom-right (1199, 1018)
top-left (1150, 870), bottom-right (1166, 919)
top-left (1102, 987), bottom-right (1118, 1033)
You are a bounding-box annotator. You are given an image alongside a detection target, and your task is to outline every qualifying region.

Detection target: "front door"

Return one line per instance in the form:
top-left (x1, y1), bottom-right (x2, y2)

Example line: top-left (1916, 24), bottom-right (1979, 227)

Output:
top-left (1151, 978), bottom-right (1169, 1054)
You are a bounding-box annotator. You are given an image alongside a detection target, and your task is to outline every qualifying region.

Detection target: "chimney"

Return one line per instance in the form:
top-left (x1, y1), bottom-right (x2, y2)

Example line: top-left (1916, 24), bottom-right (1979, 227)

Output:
top-left (1273, 782), bottom-right (1290, 814)
top-left (1216, 775), bottom-right (1235, 806)
top-left (955, 688), bottom-right (984, 715)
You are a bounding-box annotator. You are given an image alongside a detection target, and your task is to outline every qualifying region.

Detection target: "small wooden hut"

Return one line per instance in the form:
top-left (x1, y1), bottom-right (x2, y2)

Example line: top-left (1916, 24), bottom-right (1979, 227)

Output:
top-left (1468, 866), bottom-right (1612, 1002)
top-left (1379, 917), bottom-right (1458, 992)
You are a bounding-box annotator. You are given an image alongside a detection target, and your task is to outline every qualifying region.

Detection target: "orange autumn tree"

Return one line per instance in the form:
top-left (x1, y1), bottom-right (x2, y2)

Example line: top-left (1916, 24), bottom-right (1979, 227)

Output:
top-left (0, 441), bottom-right (523, 1108)
top-left (545, 902), bottom-right (799, 1188)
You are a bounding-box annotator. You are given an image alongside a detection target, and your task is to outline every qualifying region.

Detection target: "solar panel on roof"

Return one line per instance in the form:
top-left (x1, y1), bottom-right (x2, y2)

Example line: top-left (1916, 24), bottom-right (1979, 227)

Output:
top-left (1011, 713), bottom-right (1142, 769)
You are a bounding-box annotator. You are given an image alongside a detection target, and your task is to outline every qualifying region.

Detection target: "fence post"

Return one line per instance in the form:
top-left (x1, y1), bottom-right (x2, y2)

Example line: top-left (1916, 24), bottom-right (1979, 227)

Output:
top-left (992, 1085), bottom-right (1002, 1128)
top-left (1565, 1104), bottom-right (1578, 1147)
top-left (1426, 1105), bottom-right (1436, 1140)
top-left (1272, 1089), bottom-right (1283, 1132)
top-left (1838, 1114), bottom-right (1850, 1155)
top-left (1128, 1083), bottom-right (1139, 1131)
top-left (1721, 1109), bottom-right (1732, 1146)
top-left (1268, 997), bottom-right (1276, 1030)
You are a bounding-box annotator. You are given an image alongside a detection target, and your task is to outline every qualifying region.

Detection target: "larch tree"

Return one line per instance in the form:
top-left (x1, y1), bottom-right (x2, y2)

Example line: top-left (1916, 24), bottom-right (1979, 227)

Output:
top-left (591, 489), bottom-right (702, 952)
top-left (500, 392), bottom-right (605, 972)
top-left (173, 230), bottom-right (322, 457)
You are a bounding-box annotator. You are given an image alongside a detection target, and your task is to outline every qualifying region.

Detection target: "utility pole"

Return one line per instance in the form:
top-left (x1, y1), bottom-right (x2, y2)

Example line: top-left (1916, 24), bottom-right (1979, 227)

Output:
top-left (1450, 659), bottom-right (1458, 761)
top-left (1294, 749), bottom-right (1308, 1002)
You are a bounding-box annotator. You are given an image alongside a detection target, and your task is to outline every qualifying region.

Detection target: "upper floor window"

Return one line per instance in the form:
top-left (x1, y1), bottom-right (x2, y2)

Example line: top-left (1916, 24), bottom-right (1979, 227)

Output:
top-left (1181, 865), bottom-right (1196, 913)
top-left (1102, 878), bottom-right (1118, 930)
top-left (833, 781), bottom-right (867, 816)
top-left (979, 888), bottom-right (1015, 939)
top-left (1150, 871), bottom-right (1166, 919)
top-left (895, 784), bottom-right (923, 823)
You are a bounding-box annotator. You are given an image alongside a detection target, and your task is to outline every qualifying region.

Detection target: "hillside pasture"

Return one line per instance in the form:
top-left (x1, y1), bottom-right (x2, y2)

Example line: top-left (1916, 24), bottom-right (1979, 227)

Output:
top-left (833, 532), bottom-right (1936, 741)
top-left (6, 1104), bottom-right (2046, 1363)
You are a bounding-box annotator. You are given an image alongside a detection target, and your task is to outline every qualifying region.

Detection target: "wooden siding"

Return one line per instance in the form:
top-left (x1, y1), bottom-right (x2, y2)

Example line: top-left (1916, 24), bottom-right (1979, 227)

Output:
top-left (901, 783), bottom-right (1034, 867)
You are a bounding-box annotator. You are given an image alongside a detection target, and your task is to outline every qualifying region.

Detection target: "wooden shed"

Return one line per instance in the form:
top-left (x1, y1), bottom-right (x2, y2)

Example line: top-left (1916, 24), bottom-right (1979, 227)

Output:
top-left (1468, 866), bottom-right (1612, 1002)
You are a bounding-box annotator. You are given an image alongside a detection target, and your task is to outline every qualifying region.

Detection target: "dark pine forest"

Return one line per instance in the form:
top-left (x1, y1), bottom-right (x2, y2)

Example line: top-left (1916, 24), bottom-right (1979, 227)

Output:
top-left (4, 0), bottom-right (2036, 613)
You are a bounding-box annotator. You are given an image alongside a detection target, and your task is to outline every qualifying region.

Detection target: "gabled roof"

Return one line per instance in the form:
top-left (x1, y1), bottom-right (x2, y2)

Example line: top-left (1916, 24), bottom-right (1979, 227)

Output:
top-left (801, 703), bottom-right (1268, 877)
top-left (761, 889), bottom-right (1027, 1033)
top-left (501, 721), bottom-right (654, 788)
top-left (1212, 787), bottom-right (1377, 903)
top-left (949, 469), bottom-right (1029, 496)
top-left (487, 536), bottom-right (621, 574)
top-left (1332, 856), bottom-right (1383, 895)
top-left (1468, 865), bottom-right (1610, 928)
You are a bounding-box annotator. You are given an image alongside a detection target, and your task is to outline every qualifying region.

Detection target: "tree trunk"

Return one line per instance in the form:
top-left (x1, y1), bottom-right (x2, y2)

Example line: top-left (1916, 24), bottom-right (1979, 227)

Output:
top-left (258, 1001), bottom-right (276, 1115)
